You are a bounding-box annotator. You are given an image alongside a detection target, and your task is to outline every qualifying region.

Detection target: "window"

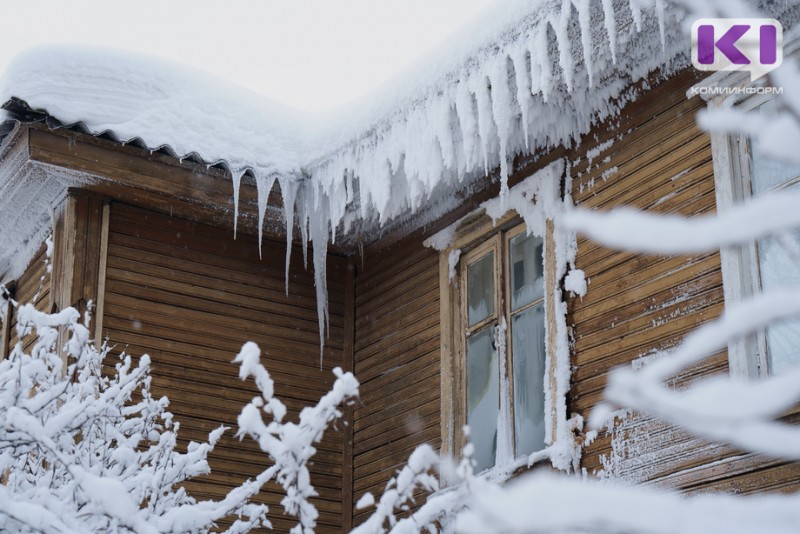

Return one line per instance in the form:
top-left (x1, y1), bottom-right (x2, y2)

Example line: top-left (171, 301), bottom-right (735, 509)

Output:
top-left (441, 218), bottom-right (551, 473)
top-left (743, 102), bottom-right (800, 374)
top-left (708, 92), bottom-right (800, 377)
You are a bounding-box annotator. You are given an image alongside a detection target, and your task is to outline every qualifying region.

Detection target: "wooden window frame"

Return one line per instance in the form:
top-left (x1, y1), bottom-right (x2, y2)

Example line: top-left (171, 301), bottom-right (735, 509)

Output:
top-left (700, 40), bottom-right (800, 378)
top-left (709, 112), bottom-right (769, 379)
top-left (439, 210), bottom-right (557, 475)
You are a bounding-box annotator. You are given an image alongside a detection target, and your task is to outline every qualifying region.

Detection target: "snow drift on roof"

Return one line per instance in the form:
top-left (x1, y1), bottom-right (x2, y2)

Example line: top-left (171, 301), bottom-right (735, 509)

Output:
top-left (0, 44), bottom-right (306, 177)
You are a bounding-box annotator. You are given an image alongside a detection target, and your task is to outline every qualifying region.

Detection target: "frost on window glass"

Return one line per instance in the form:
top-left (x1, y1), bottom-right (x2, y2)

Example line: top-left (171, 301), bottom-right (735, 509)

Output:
top-left (757, 226), bottom-right (800, 374)
top-left (467, 326), bottom-right (498, 472)
top-left (509, 233), bottom-right (544, 310)
top-left (467, 252), bottom-right (495, 326)
top-left (748, 114), bottom-right (800, 374)
top-left (512, 303), bottom-right (546, 456)
top-left (461, 225), bottom-right (550, 471)
top-left (750, 100), bottom-right (800, 195)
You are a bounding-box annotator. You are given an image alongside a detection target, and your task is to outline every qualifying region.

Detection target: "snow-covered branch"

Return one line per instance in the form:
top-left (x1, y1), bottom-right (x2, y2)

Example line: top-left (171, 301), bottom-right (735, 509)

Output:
top-left (233, 341), bottom-right (359, 534)
top-left (563, 191), bottom-right (800, 254)
top-left (454, 470), bottom-right (800, 534)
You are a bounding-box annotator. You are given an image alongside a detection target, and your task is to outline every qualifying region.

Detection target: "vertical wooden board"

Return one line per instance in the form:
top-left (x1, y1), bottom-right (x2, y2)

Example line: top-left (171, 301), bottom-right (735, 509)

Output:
top-left (0, 295), bottom-right (10, 360)
top-left (101, 201), bottom-right (348, 531)
top-left (94, 203), bottom-right (111, 346)
top-left (342, 258), bottom-right (356, 532)
top-left (50, 192), bottom-right (108, 336)
top-left (438, 251), bottom-right (456, 462)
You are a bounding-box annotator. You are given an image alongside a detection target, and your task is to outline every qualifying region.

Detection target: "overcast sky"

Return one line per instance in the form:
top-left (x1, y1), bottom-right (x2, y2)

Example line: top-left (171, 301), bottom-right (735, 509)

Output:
top-left (1, 0), bottom-right (496, 112)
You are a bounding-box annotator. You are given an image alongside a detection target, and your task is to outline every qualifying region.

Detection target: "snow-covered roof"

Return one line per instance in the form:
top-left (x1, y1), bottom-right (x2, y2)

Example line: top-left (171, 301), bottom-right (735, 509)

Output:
top-left (1, 1), bottom-right (689, 233)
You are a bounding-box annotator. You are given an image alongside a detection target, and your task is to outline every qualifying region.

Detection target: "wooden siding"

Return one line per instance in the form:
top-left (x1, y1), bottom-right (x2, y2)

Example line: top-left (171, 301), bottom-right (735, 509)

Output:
top-left (100, 202), bottom-right (348, 532)
top-left (4, 243), bottom-right (52, 355)
top-left (351, 238), bottom-right (441, 526)
top-left (570, 69), bottom-right (800, 493)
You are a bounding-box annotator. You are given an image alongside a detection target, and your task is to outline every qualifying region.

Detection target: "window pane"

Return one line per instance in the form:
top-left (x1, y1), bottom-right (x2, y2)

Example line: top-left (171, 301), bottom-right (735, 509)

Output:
top-left (751, 145), bottom-right (800, 195)
top-left (467, 252), bottom-right (495, 326)
top-left (509, 232), bottom-right (544, 311)
top-left (758, 228), bottom-right (800, 374)
top-left (466, 326), bottom-right (498, 472)
top-left (751, 101), bottom-right (800, 195)
top-left (512, 304), bottom-right (546, 456)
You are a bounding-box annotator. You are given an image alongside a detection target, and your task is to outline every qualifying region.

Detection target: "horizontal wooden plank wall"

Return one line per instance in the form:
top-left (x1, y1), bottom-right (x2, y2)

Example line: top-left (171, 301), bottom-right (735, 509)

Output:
top-left (570, 69), bottom-right (800, 493)
top-left (4, 243), bottom-right (51, 354)
top-left (351, 237), bottom-right (441, 527)
top-left (101, 202), bottom-right (347, 532)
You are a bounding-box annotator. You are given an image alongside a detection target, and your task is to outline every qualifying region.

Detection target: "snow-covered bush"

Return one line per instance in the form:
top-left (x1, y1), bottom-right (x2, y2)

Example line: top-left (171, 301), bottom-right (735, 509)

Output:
top-left (0, 303), bottom-right (273, 533)
top-left (0, 301), bottom-right (359, 534)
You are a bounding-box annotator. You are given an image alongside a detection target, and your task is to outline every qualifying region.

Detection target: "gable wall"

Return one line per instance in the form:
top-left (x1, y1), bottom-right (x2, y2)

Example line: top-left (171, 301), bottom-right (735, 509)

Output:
top-left (100, 202), bottom-right (349, 532)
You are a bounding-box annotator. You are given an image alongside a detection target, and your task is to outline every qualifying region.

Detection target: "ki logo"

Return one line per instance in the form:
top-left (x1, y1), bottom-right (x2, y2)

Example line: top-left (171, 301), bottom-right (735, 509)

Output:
top-left (692, 18), bottom-right (783, 82)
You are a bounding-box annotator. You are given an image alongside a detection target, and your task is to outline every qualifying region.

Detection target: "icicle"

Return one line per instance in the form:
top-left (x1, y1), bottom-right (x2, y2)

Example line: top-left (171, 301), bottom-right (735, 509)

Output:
top-left (573, 0), bottom-right (594, 87)
top-left (489, 57), bottom-right (514, 197)
top-left (345, 169), bottom-right (354, 205)
top-left (472, 76), bottom-right (494, 176)
top-left (553, 0), bottom-right (575, 92)
top-left (629, 0), bottom-right (642, 32)
top-left (279, 176), bottom-right (299, 295)
top-left (254, 173), bottom-right (277, 258)
top-left (527, 27), bottom-right (550, 103)
top-left (656, 0), bottom-right (666, 53)
top-left (309, 195), bottom-right (330, 366)
top-left (432, 93), bottom-right (456, 172)
top-left (455, 82), bottom-right (479, 173)
top-left (297, 185), bottom-right (310, 270)
top-left (511, 44), bottom-right (531, 149)
top-left (536, 26), bottom-right (553, 102)
top-left (231, 169), bottom-right (246, 239)
top-left (601, 0), bottom-right (618, 64)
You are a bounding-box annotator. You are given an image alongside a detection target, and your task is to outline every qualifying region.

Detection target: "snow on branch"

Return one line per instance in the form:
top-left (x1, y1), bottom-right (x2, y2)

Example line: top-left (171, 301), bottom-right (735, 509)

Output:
top-left (454, 470), bottom-right (800, 534)
top-left (353, 430), bottom-right (491, 534)
top-left (351, 444), bottom-right (441, 534)
top-left (234, 342), bottom-right (359, 534)
top-left (563, 190), bottom-right (800, 254)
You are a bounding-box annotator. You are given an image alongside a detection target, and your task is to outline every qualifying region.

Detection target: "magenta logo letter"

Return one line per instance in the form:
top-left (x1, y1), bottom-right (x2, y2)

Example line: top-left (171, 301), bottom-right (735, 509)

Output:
top-left (692, 19), bottom-right (783, 81)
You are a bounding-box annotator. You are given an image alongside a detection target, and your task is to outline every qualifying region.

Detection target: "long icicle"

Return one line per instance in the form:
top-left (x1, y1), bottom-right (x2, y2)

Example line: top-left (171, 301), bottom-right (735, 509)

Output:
top-left (231, 168), bottom-right (246, 239)
top-left (279, 176), bottom-right (299, 295)
top-left (255, 174), bottom-right (277, 259)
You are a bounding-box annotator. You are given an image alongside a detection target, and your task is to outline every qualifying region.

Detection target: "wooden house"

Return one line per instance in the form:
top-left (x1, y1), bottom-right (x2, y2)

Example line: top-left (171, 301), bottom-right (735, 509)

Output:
top-left (1, 1), bottom-right (799, 531)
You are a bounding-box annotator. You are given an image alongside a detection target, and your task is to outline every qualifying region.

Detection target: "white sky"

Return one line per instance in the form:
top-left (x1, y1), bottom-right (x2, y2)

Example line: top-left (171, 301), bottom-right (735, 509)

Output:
top-left (1, 0), bottom-right (497, 113)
